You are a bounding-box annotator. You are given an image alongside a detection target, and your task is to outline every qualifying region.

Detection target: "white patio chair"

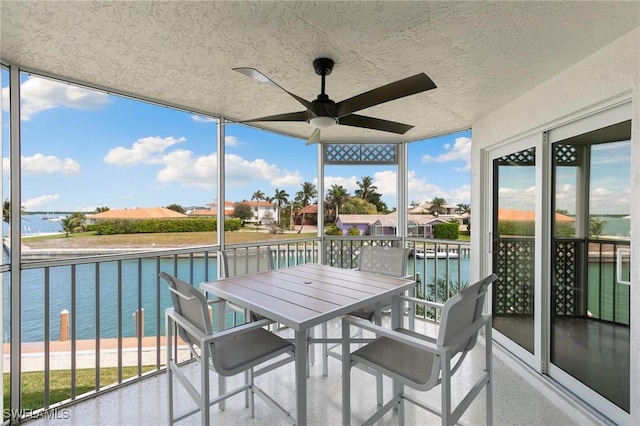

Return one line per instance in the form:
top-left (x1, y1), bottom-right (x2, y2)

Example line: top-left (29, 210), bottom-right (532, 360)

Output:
top-left (161, 272), bottom-right (296, 425)
top-left (218, 247), bottom-right (275, 325)
top-left (342, 273), bottom-right (498, 426)
top-left (323, 245), bottom-right (410, 404)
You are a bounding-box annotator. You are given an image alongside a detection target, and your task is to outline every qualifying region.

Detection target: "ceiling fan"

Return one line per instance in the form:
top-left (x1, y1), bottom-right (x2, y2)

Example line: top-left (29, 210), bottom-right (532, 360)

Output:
top-left (233, 58), bottom-right (437, 144)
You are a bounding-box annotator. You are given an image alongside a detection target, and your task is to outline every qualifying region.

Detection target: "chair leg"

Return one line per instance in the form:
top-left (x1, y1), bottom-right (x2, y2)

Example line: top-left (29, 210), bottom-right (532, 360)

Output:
top-left (201, 351), bottom-right (210, 426)
top-left (249, 368), bottom-right (255, 418)
top-left (167, 316), bottom-right (175, 425)
top-left (342, 320), bottom-right (351, 426)
top-left (322, 322), bottom-right (329, 377)
top-left (218, 374), bottom-right (226, 411)
top-left (244, 370), bottom-right (250, 407)
top-left (373, 312), bottom-right (384, 407)
top-left (376, 371), bottom-right (384, 406)
top-left (397, 384), bottom-right (405, 424)
top-left (441, 351), bottom-right (451, 426)
top-left (486, 322), bottom-right (493, 425)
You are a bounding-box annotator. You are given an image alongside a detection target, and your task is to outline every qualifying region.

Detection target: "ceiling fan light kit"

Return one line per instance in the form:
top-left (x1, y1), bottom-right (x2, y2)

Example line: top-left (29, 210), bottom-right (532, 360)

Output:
top-left (308, 116), bottom-right (337, 129)
top-left (234, 57), bottom-right (436, 143)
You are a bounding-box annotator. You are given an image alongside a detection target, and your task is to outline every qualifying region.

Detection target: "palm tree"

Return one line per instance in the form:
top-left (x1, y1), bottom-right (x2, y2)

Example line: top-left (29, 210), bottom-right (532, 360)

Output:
top-left (589, 217), bottom-right (607, 238)
top-left (456, 203), bottom-right (471, 215)
top-left (355, 176), bottom-right (377, 202)
top-left (2, 199), bottom-right (11, 225)
top-left (251, 190), bottom-right (265, 226)
top-left (3, 199), bottom-right (26, 225)
top-left (429, 197), bottom-right (447, 217)
top-left (326, 184), bottom-right (349, 222)
top-left (295, 181), bottom-right (317, 233)
top-left (60, 212), bottom-right (86, 237)
top-left (273, 188), bottom-right (289, 225)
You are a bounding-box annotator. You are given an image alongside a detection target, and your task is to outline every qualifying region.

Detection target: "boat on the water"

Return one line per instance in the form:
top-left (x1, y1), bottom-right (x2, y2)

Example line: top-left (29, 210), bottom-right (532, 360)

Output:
top-left (414, 249), bottom-right (459, 259)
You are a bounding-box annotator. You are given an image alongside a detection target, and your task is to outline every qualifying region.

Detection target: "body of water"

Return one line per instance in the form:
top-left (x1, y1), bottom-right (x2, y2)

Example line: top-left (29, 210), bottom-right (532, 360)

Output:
top-left (598, 215), bottom-right (631, 238)
top-left (3, 213), bottom-right (67, 236)
top-left (4, 254), bottom-right (472, 343)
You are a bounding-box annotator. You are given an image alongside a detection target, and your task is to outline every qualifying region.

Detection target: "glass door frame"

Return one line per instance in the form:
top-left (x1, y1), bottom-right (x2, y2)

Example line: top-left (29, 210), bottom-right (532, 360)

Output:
top-left (482, 97), bottom-right (631, 424)
top-left (484, 132), bottom-right (547, 369)
top-left (545, 100), bottom-right (631, 425)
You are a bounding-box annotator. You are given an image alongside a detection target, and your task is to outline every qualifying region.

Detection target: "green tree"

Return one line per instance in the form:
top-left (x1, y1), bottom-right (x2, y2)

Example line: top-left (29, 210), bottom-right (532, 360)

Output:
top-left (165, 204), bottom-right (185, 214)
top-left (273, 188), bottom-right (289, 226)
top-left (60, 212), bottom-right (86, 237)
top-left (589, 217), bottom-right (607, 238)
top-left (3, 199), bottom-right (11, 225)
top-left (355, 176), bottom-right (377, 201)
top-left (94, 206), bottom-right (110, 213)
top-left (295, 182), bottom-right (317, 233)
top-left (251, 190), bottom-right (265, 224)
top-left (340, 197), bottom-right (377, 214)
top-left (429, 197), bottom-right (447, 217)
top-left (456, 203), bottom-right (471, 215)
top-left (3, 199), bottom-right (25, 225)
top-left (232, 202), bottom-right (254, 223)
top-left (367, 192), bottom-right (389, 214)
top-left (326, 184), bottom-right (349, 222)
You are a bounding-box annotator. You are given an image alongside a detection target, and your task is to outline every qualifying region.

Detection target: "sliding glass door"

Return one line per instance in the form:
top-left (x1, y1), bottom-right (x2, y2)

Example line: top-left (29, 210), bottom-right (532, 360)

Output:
top-left (548, 112), bottom-right (631, 423)
top-left (485, 101), bottom-right (632, 424)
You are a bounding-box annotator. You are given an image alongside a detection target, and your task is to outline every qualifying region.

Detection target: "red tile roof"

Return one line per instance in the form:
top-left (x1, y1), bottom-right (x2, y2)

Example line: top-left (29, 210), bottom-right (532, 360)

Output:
top-left (498, 208), bottom-right (574, 222)
top-left (87, 207), bottom-right (187, 220)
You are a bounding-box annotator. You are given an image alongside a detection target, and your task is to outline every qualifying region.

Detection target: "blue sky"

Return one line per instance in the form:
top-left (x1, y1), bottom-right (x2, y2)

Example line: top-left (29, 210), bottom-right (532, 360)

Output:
top-left (2, 71), bottom-right (474, 212)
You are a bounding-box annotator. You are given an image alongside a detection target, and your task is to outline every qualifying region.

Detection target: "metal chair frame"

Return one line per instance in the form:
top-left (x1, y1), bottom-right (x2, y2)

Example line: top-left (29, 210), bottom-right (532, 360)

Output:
top-left (342, 273), bottom-right (498, 425)
top-left (161, 272), bottom-right (296, 425)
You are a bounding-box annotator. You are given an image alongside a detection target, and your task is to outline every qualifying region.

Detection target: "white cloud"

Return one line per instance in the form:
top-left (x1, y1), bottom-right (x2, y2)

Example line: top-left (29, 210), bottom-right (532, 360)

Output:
top-left (2, 76), bottom-right (109, 121)
top-left (23, 194), bottom-right (60, 210)
top-left (324, 176), bottom-right (359, 193)
top-left (225, 154), bottom-right (302, 188)
top-left (104, 135), bottom-right (305, 192)
top-left (407, 170), bottom-right (471, 205)
top-left (225, 136), bottom-right (240, 146)
top-left (3, 154), bottom-right (81, 175)
top-left (157, 150), bottom-right (217, 189)
top-left (421, 136), bottom-right (471, 171)
top-left (497, 186), bottom-right (536, 210)
top-left (191, 115), bottom-right (217, 123)
top-left (373, 170), bottom-right (397, 197)
top-left (104, 136), bottom-right (186, 165)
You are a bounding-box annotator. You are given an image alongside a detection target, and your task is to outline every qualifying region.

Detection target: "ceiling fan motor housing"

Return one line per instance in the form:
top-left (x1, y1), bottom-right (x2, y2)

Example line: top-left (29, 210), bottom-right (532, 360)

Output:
top-left (313, 57), bottom-right (334, 76)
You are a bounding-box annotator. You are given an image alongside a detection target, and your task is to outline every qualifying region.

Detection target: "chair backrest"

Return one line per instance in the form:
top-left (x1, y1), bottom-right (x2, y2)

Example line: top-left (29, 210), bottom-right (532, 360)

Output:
top-left (418, 274), bottom-right (497, 388)
top-left (219, 247), bottom-right (274, 278)
top-left (160, 272), bottom-right (212, 355)
top-left (437, 273), bottom-right (498, 356)
top-left (356, 245), bottom-right (410, 278)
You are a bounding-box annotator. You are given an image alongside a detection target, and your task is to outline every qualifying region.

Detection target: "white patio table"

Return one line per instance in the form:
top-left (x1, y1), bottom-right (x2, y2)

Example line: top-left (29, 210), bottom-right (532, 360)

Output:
top-left (200, 262), bottom-right (415, 426)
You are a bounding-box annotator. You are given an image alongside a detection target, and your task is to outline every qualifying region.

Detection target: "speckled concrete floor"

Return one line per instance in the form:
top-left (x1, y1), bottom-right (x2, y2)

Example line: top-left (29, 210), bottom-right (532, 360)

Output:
top-left (25, 320), bottom-right (600, 426)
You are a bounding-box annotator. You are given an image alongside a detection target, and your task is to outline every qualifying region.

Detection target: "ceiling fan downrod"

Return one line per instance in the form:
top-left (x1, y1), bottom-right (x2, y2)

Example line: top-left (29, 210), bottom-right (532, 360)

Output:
top-left (313, 57), bottom-right (334, 99)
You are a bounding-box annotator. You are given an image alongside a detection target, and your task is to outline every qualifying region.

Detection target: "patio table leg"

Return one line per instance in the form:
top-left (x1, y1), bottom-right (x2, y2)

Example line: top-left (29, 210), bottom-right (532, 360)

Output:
top-left (295, 330), bottom-right (307, 426)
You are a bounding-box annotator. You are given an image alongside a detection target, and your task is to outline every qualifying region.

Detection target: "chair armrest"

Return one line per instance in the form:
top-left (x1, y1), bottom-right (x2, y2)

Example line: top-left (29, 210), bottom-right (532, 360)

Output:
top-left (212, 318), bottom-right (276, 340)
top-left (400, 295), bottom-right (444, 310)
top-left (442, 314), bottom-right (492, 352)
top-left (343, 316), bottom-right (440, 354)
top-left (206, 298), bottom-right (227, 307)
top-left (167, 308), bottom-right (275, 345)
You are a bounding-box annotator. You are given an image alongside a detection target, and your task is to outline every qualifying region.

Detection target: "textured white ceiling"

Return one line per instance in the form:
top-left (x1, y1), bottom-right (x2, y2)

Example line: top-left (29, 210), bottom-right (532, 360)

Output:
top-left (1, 1), bottom-right (639, 142)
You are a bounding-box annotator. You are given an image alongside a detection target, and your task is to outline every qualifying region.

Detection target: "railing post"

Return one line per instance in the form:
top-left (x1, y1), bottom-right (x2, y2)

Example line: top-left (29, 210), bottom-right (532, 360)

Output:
top-left (60, 309), bottom-right (69, 341)
top-left (133, 308), bottom-right (145, 338)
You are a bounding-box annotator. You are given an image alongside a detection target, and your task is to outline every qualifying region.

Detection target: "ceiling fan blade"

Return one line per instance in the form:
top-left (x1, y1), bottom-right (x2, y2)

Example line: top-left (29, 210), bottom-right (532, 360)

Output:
top-left (233, 67), bottom-right (315, 112)
top-left (336, 73), bottom-right (436, 117)
top-left (306, 128), bottom-right (321, 145)
top-left (242, 111), bottom-right (310, 123)
top-left (338, 114), bottom-right (414, 134)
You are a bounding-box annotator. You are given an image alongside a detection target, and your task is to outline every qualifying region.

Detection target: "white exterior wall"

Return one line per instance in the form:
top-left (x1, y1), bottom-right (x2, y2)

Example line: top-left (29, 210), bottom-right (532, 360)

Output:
top-left (470, 28), bottom-right (639, 423)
